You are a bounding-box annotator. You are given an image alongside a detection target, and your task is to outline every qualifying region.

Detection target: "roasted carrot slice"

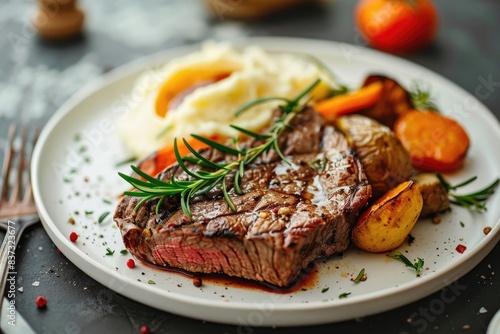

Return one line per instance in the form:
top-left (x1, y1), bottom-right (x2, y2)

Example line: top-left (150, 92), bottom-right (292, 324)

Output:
top-left (136, 136), bottom-right (210, 177)
top-left (315, 81), bottom-right (383, 121)
top-left (394, 111), bottom-right (470, 172)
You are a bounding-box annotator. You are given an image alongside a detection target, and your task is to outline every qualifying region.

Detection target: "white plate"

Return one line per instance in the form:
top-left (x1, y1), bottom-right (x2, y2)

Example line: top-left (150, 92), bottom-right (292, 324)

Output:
top-left (31, 37), bottom-right (500, 327)
top-left (487, 309), bottom-right (500, 334)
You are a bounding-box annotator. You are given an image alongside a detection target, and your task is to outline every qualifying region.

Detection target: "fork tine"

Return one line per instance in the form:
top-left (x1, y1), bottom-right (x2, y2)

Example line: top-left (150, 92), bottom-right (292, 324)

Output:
top-left (9, 126), bottom-right (27, 204)
top-left (23, 127), bottom-right (39, 204)
top-left (1, 124), bottom-right (16, 202)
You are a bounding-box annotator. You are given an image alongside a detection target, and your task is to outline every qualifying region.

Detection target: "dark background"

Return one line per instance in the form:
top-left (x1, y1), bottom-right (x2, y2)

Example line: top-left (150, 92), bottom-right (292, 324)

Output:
top-left (0, 0), bottom-right (499, 333)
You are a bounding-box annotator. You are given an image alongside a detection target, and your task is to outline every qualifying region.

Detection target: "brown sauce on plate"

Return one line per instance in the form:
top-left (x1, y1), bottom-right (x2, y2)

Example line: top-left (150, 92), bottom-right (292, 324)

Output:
top-left (143, 261), bottom-right (319, 293)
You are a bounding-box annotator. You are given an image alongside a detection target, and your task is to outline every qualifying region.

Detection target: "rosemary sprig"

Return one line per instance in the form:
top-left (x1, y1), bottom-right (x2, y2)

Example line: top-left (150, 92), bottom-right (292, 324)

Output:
top-left (410, 83), bottom-right (439, 111)
top-left (437, 174), bottom-right (499, 212)
top-left (119, 79), bottom-right (321, 220)
top-left (388, 252), bottom-right (424, 277)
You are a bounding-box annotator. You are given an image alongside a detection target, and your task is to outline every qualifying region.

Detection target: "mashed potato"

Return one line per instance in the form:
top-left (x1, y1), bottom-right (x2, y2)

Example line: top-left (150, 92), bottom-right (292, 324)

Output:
top-left (120, 42), bottom-right (336, 159)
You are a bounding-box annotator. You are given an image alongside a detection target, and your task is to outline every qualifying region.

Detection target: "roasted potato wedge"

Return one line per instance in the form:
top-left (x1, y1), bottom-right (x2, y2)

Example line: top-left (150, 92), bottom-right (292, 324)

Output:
top-left (352, 180), bottom-right (423, 253)
top-left (412, 173), bottom-right (450, 217)
top-left (336, 115), bottom-right (415, 199)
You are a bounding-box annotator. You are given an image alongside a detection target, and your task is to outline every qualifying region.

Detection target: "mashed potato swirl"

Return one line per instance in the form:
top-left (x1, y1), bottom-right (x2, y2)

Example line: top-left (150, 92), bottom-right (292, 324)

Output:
top-left (120, 42), bottom-right (336, 159)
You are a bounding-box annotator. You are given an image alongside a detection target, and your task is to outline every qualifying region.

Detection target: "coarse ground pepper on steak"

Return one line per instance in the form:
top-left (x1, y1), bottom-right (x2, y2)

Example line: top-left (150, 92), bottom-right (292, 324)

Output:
top-left (114, 106), bottom-right (372, 287)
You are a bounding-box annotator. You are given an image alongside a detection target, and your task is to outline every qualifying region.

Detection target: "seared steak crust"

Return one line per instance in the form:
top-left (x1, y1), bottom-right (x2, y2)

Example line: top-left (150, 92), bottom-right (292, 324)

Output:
top-left (114, 107), bottom-right (371, 287)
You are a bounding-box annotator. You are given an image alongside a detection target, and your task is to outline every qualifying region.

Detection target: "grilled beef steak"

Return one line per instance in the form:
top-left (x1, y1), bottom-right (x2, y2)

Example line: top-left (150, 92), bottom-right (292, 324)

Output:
top-left (114, 107), bottom-right (371, 287)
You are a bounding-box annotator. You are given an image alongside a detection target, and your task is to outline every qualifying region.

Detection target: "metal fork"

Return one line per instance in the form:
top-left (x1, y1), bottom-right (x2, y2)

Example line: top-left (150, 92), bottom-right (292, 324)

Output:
top-left (0, 124), bottom-right (40, 313)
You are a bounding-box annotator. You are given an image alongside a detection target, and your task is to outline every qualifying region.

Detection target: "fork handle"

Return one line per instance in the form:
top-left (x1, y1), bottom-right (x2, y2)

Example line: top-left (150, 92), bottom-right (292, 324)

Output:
top-left (0, 217), bottom-right (38, 300)
top-left (0, 225), bottom-right (15, 303)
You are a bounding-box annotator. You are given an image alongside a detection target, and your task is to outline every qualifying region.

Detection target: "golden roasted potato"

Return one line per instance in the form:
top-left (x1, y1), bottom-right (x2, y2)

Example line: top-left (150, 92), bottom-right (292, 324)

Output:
top-left (412, 173), bottom-right (450, 218)
top-left (352, 180), bottom-right (423, 253)
top-left (336, 115), bottom-right (415, 199)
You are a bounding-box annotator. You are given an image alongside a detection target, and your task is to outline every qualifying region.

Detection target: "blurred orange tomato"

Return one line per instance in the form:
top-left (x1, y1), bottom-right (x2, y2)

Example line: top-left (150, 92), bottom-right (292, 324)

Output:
top-left (355, 0), bottom-right (438, 54)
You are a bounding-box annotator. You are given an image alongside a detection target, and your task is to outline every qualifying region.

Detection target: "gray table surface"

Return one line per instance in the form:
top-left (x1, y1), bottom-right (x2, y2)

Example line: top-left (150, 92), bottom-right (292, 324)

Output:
top-left (0, 0), bottom-right (499, 333)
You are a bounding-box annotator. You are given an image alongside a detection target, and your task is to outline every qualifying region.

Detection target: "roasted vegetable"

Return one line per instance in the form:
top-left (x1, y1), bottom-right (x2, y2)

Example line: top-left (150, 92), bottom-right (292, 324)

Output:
top-left (412, 173), bottom-right (450, 217)
top-left (352, 180), bottom-right (423, 253)
top-left (355, 0), bottom-right (438, 54)
top-left (315, 81), bottom-right (383, 121)
top-left (155, 69), bottom-right (232, 117)
top-left (316, 75), bottom-right (415, 128)
top-left (394, 110), bottom-right (470, 172)
top-left (358, 75), bottom-right (414, 128)
top-left (136, 136), bottom-right (209, 177)
top-left (336, 115), bottom-right (415, 199)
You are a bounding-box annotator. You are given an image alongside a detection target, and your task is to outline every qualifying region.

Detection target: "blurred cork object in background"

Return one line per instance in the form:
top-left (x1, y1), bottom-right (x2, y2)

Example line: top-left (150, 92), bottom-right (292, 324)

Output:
top-left (204, 0), bottom-right (323, 20)
top-left (33, 0), bottom-right (84, 40)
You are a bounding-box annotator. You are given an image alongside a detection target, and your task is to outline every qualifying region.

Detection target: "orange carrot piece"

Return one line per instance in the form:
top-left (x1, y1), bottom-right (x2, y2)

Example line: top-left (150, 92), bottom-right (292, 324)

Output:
top-left (394, 111), bottom-right (470, 172)
top-left (315, 81), bottom-right (383, 121)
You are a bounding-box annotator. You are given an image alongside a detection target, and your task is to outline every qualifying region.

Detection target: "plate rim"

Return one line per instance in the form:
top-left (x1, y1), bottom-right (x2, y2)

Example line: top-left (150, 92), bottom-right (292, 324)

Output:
top-left (31, 36), bottom-right (500, 326)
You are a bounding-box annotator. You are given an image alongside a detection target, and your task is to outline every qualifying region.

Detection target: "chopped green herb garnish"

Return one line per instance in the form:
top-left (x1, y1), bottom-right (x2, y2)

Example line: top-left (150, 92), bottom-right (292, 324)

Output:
top-left (339, 292), bottom-right (351, 299)
top-left (103, 199), bottom-right (112, 205)
top-left (74, 133), bottom-right (81, 142)
top-left (63, 178), bottom-right (72, 183)
top-left (388, 252), bottom-right (424, 277)
top-left (69, 168), bottom-right (78, 174)
top-left (105, 248), bottom-right (115, 256)
top-left (321, 287), bottom-right (329, 293)
top-left (115, 156), bottom-right (137, 168)
top-left (460, 221), bottom-right (465, 228)
top-left (353, 268), bottom-right (366, 283)
top-left (85, 211), bottom-right (93, 215)
top-left (79, 146), bottom-right (87, 153)
top-left (147, 280), bottom-right (155, 284)
top-left (84, 157), bottom-right (91, 163)
top-left (98, 211), bottom-right (110, 224)
top-left (310, 155), bottom-right (327, 171)
top-left (120, 249), bottom-right (128, 255)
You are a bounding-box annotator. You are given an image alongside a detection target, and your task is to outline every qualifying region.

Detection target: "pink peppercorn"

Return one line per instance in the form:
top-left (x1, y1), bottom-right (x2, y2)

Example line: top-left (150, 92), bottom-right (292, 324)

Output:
top-left (36, 296), bottom-right (47, 308)
top-left (69, 232), bottom-right (78, 242)
top-left (140, 325), bottom-right (150, 334)
top-left (126, 259), bottom-right (136, 269)
top-left (455, 244), bottom-right (467, 254)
